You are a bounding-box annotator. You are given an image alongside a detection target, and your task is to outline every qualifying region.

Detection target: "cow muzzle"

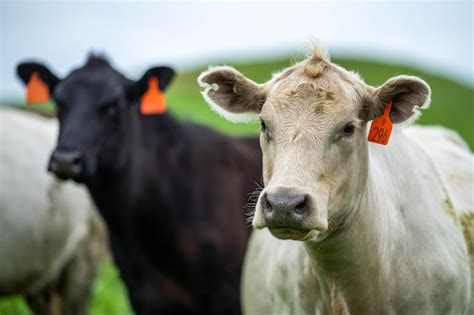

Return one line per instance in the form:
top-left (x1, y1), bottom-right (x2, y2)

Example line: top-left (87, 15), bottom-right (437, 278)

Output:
top-left (255, 187), bottom-right (328, 240)
top-left (48, 149), bottom-right (83, 180)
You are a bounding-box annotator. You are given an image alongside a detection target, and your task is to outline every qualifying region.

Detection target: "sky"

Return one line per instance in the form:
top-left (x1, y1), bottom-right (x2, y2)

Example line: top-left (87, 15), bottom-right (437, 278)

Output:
top-left (0, 1), bottom-right (472, 100)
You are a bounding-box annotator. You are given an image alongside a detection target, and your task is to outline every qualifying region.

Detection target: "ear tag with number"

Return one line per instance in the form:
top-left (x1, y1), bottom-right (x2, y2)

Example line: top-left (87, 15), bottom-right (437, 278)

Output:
top-left (140, 76), bottom-right (167, 115)
top-left (26, 72), bottom-right (50, 104)
top-left (368, 100), bottom-right (393, 145)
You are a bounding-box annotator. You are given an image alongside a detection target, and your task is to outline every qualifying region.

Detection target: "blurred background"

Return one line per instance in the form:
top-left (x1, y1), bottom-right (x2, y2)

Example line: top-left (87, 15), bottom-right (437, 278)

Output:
top-left (1, 1), bottom-right (472, 314)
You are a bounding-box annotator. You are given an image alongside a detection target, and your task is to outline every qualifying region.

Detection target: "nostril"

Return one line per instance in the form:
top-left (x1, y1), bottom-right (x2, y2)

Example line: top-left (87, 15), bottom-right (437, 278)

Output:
top-left (294, 198), bottom-right (307, 215)
top-left (265, 197), bottom-right (273, 212)
top-left (295, 200), bottom-right (306, 209)
top-left (71, 156), bottom-right (81, 165)
top-left (48, 159), bottom-right (57, 171)
top-left (51, 150), bottom-right (82, 169)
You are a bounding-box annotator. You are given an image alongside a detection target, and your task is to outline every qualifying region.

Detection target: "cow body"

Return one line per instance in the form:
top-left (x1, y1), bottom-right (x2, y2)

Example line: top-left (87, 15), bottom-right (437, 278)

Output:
top-left (0, 106), bottom-right (107, 315)
top-left (199, 45), bottom-right (473, 314)
top-left (243, 126), bottom-right (473, 314)
top-left (88, 112), bottom-right (261, 315)
top-left (16, 57), bottom-right (262, 315)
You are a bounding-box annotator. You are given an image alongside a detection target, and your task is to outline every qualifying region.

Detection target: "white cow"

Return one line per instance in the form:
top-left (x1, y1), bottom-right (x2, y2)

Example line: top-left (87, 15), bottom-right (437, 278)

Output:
top-left (0, 106), bottom-right (108, 315)
top-left (199, 46), bottom-right (474, 314)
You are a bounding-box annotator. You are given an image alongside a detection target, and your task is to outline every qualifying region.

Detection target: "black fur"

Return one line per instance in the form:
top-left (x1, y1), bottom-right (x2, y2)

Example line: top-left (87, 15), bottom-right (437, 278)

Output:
top-left (16, 56), bottom-right (262, 315)
top-left (17, 61), bottom-right (61, 92)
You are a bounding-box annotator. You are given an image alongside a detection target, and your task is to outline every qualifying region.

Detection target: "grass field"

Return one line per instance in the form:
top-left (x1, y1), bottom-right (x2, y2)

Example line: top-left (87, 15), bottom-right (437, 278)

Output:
top-left (0, 55), bottom-right (472, 315)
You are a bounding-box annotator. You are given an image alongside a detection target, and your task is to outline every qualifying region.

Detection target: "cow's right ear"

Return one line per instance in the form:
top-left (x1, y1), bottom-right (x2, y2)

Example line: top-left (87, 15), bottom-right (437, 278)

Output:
top-left (128, 66), bottom-right (175, 100)
top-left (16, 62), bottom-right (61, 103)
top-left (127, 66), bottom-right (175, 115)
top-left (198, 66), bottom-right (267, 122)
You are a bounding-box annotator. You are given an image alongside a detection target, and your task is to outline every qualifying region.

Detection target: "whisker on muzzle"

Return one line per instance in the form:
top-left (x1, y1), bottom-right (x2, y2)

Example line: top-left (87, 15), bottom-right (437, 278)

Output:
top-left (244, 180), bottom-right (264, 227)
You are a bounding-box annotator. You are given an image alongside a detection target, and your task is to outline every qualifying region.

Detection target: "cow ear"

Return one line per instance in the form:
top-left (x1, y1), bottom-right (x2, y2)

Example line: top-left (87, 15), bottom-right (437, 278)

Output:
top-left (127, 66), bottom-right (175, 115)
top-left (16, 62), bottom-right (61, 103)
top-left (129, 66), bottom-right (175, 101)
top-left (362, 75), bottom-right (431, 124)
top-left (198, 66), bottom-right (266, 122)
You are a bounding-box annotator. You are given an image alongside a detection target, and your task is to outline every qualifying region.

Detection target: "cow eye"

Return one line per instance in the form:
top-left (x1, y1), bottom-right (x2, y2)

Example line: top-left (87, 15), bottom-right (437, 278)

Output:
top-left (260, 119), bottom-right (267, 132)
top-left (260, 119), bottom-right (272, 142)
top-left (342, 122), bottom-right (355, 136)
top-left (106, 106), bottom-right (117, 117)
top-left (101, 101), bottom-right (118, 117)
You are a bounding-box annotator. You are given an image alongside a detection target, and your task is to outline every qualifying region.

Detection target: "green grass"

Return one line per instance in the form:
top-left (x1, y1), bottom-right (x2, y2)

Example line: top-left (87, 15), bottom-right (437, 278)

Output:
top-left (88, 260), bottom-right (133, 315)
top-left (0, 297), bottom-right (31, 315)
top-left (0, 260), bottom-right (133, 315)
top-left (1, 55), bottom-right (472, 315)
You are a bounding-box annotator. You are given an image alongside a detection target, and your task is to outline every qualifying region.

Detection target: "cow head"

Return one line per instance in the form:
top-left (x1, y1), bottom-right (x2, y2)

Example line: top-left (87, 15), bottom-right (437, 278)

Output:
top-left (17, 56), bottom-right (175, 183)
top-left (199, 46), bottom-right (430, 241)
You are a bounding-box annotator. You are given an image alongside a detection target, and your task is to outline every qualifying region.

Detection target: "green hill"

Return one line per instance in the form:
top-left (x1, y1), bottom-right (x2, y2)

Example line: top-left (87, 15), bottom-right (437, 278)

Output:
top-left (1, 56), bottom-right (472, 315)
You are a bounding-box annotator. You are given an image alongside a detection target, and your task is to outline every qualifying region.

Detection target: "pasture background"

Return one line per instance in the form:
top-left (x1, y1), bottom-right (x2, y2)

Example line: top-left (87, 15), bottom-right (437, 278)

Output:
top-left (0, 53), bottom-right (472, 314)
top-left (0, 2), bottom-right (472, 313)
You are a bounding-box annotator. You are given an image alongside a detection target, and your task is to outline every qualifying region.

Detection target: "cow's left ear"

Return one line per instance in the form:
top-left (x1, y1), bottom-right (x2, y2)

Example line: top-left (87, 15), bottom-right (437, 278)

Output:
top-left (363, 75), bottom-right (431, 124)
top-left (17, 62), bottom-right (61, 104)
top-left (129, 66), bottom-right (175, 100)
top-left (17, 62), bottom-right (61, 90)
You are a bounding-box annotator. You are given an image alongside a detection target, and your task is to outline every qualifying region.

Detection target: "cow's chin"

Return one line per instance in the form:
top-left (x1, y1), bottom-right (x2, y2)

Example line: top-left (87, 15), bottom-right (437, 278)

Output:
top-left (51, 172), bottom-right (85, 184)
top-left (268, 227), bottom-right (312, 241)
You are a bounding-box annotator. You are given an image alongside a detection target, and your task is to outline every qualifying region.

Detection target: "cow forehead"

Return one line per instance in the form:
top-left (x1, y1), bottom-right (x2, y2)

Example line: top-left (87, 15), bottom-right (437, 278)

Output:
top-left (262, 70), bottom-right (358, 123)
top-left (70, 63), bottom-right (123, 85)
top-left (55, 68), bottom-right (124, 104)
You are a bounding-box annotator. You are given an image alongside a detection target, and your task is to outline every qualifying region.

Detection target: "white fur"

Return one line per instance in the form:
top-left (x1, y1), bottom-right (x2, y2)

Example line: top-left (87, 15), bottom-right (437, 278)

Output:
top-left (198, 50), bottom-right (471, 313)
top-left (0, 107), bottom-right (104, 295)
top-left (406, 125), bottom-right (473, 214)
top-left (243, 125), bottom-right (473, 314)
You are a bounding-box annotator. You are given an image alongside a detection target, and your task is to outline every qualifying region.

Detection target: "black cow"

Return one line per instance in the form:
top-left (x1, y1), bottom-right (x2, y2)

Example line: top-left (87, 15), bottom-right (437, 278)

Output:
top-left (17, 56), bottom-right (262, 315)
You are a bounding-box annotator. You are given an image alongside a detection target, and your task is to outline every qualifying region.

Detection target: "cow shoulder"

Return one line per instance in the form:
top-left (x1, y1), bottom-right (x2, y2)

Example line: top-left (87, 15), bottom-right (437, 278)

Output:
top-left (405, 125), bottom-right (474, 259)
top-left (405, 125), bottom-right (473, 213)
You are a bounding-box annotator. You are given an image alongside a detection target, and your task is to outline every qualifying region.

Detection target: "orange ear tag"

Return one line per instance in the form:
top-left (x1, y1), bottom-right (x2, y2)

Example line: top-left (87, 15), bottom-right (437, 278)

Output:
top-left (368, 100), bottom-right (393, 145)
top-left (140, 77), bottom-right (167, 115)
top-left (26, 72), bottom-right (50, 104)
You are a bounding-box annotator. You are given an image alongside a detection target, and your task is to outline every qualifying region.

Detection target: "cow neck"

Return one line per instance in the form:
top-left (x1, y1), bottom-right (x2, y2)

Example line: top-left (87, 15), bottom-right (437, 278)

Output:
top-left (120, 111), bottom-right (186, 201)
top-left (129, 111), bottom-right (184, 166)
top-left (89, 111), bottom-right (186, 227)
top-left (303, 133), bottom-right (450, 313)
top-left (87, 110), bottom-right (195, 281)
